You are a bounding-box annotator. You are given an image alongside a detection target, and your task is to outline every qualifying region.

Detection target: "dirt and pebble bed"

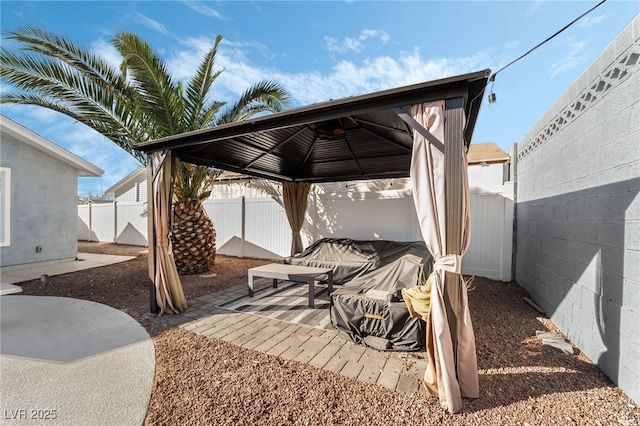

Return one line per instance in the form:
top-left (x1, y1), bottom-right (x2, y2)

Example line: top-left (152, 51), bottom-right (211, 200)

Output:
top-left (15, 242), bottom-right (640, 425)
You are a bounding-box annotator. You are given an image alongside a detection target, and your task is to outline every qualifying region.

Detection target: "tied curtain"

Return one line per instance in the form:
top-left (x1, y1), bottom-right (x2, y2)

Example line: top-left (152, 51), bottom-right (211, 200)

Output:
top-left (149, 151), bottom-right (187, 315)
top-left (405, 100), bottom-right (478, 413)
top-left (283, 181), bottom-right (311, 256)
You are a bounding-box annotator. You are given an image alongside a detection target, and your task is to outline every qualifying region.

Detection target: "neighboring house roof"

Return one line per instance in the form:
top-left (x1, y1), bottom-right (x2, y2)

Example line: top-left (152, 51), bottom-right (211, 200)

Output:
top-left (0, 115), bottom-right (103, 177)
top-left (104, 166), bottom-right (146, 196)
top-left (105, 166), bottom-right (252, 197)
top-left (467, 142), bottom-right (510, 165)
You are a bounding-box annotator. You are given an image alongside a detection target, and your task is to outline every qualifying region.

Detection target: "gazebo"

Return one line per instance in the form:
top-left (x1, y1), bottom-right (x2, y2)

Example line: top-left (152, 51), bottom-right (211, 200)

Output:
top-left (135, 69), bottom-right (491, 413)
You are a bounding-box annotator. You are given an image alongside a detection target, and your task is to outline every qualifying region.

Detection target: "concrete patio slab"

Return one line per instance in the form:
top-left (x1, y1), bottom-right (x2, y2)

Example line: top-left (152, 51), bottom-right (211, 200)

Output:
top-left (0, 253), bottom-right (135, 284)
top-left (1, 296), bottom-right (155, 426)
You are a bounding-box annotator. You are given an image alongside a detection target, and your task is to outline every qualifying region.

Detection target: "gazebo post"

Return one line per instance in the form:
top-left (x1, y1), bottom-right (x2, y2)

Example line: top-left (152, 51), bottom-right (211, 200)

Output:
top-left (443, 96), bottom-right (478, 402)
top-left (146, 156), bottom-right (160, 314)
top-left (443, 97), bottom-right (465, 360)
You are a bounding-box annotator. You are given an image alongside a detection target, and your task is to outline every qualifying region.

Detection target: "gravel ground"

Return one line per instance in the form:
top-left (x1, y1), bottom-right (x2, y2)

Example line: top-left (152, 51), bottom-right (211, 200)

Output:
top-left (16, 242), bottom-right (640, 425)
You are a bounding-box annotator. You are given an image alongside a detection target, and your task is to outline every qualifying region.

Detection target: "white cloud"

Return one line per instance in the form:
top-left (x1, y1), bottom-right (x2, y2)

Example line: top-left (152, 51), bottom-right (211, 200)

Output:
top-left (134, 12), bottom-right (172, 36)
top-left (91, 39), bottom-right (122, 69)
top-left (578, 14), bottom-right (609, 28)
top-left (183, 1), bottom-right (226, 20)
top-left (325, 29), bottom-right (390, 54)
top-left (525, 0), bottom-right (544, 18)
top-left (275, 48), bottom-right (494, 106)
top-left (161, 32), bottom-right (495, 107)
top-left (549, 39), bottom-right (588, 78)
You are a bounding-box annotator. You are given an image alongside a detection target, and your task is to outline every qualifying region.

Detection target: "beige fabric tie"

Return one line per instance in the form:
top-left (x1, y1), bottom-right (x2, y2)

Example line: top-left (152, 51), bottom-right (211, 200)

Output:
top-left (432, 254), bottom-right (462, 274)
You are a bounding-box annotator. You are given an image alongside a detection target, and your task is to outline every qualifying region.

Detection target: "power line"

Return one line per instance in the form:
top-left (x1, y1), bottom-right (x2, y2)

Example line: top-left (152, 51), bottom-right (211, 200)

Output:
top-left (490, 0), bottom-right (608, 83)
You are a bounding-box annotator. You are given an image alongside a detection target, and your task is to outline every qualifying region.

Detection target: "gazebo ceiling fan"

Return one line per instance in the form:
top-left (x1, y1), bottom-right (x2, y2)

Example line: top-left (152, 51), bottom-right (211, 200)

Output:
top-left (313, 118), bottom-right (355, 140)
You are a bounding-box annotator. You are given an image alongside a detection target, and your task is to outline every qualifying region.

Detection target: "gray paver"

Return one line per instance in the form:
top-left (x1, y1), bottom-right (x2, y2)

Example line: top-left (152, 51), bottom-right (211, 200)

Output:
top-left (300, 335), bottom-right (330, 352)
top-left (242, 337), bottom-right (266, 350)
top-left (357, 353), bottom-right (387, 384)
top-left (178, 285), bottom-right (428, 396)
top-left (323, 355), bottom-right (348, 373)
top-left (335, 342), bottom-right (366, 362)
top-left (396, 374), bottom-right (420, 394)
top-left (280, 346), bottom-right (304, 360)
top-left (308, 340), bottom-right (345, 369)
top-left (340, 360), bottom-right (365, 378)
top-left (376, 370), bottom-right (401, 391)
top-left (294, 349), bottom-right (317, 364)
top-left (265, 341), bottom-right (291, 357)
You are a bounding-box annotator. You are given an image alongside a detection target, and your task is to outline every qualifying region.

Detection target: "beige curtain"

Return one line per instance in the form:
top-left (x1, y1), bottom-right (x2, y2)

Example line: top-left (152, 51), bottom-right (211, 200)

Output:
top-left (282, 181), bottom-right (311, 256)
top-left (149, 151), bottom-right (187, 315)
top-left (407, 101), bottom-right (478, 413)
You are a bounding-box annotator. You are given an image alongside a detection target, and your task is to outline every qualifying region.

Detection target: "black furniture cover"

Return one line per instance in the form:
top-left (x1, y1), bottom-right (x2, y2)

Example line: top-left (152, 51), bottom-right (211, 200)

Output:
top-left (285, 238), bottom-right (432, 351)
top-left (284, 238), bottom-right (431, 284)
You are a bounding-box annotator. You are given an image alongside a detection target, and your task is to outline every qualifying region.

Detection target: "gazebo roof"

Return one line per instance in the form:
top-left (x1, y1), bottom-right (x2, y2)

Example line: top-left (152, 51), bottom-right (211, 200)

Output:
top-left (135, 69), bottom-right (490, 183)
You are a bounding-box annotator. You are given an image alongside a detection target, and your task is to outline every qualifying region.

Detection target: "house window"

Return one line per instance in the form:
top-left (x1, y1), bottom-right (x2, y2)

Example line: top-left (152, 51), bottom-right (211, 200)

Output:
top-left (0, 167), bottom-right (10, 247)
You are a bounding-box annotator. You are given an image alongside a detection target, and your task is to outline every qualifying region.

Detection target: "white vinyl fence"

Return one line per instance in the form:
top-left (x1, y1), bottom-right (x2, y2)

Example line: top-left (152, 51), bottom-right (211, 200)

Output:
top-left (78, 191), bottom-right (513, 280)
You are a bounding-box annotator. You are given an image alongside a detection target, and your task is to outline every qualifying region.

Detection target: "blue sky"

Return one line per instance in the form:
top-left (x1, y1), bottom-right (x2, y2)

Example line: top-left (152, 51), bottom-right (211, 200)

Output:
top-left (1, 1), bottom-right (638, 197)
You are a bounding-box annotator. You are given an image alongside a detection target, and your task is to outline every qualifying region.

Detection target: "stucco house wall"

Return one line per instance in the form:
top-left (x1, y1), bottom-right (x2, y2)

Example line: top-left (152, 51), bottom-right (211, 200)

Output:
top-left (0, 116), bottom-right (103, 270)
top-left (514, 16), bottom-right (639, 404)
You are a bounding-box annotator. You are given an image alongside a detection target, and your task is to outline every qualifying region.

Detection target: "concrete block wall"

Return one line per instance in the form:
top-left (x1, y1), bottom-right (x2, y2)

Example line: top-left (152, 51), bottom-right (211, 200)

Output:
top-left (515, 15), bottom-right (639, 404)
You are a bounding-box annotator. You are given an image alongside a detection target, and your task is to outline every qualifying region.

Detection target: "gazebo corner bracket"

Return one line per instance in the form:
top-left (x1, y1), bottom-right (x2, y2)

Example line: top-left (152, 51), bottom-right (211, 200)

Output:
top-left (392, 107), bottom-right (445, 153)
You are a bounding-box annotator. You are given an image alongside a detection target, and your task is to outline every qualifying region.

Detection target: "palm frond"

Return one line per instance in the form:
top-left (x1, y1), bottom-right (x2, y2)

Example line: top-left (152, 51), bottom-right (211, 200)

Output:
top-left (4, 26), bottom-right (125, 90)
top-left (185, 35), bottom-right (224, 130)
top-left (216, 80), bottom-right (290, 124)
top-left (173, 162), bottom-right (223, 203)
top-left (0, 93), bottom-right (146, 163)
top-left (112, 32), bottom-right (183, 138)
top-left (2, 26), bottom-right (293, 204)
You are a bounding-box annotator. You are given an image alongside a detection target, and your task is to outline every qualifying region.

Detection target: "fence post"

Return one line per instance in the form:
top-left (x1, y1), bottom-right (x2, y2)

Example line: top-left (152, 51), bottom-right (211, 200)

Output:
top-left (113, 201), bottom-right (118, 243)
top-left (88, 202), bottom-right (93, 242)
top-left (240, 196), bottom-right (245, 258)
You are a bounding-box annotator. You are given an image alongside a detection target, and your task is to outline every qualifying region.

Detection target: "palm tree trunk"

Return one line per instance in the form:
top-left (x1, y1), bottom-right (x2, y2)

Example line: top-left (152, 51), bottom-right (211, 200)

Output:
top-left (172, 200), bottom-right (216, 274)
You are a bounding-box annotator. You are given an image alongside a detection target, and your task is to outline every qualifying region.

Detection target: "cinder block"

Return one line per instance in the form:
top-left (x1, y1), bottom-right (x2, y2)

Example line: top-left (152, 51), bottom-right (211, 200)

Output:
top-left (620, 306), bottom-right (639, 340)
top-left (623, 278), bottom-right (640, 310)
top-left (598, 164), bottom-right (635, 190)
top-left (601, 298), bottom-right (622, 333)
top-left (596, 221), bottom-right (625, 249)
top-left (602, 272), bottom-right (625, 303)
top-left (608, 73), bottom-right (640, 117)
top-left (617, 364), bottom-right (640, 406)
top-left (598, 347), bottom-right (620, 383)
top-left (601, 323), bottom-right (622, 356)
top-left (614, 24), bottom-right (636, 64)
top-left (599, 43), bottom-right (616, 77)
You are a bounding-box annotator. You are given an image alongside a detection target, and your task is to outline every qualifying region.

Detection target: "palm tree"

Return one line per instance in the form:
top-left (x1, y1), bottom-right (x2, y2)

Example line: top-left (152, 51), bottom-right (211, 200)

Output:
top-left (1, 26), bottom-right (290, 274)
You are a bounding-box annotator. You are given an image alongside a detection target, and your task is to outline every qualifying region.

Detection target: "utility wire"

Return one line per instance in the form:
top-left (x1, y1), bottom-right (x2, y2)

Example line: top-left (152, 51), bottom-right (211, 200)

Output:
top-left (490, 0), bottom-right (608, 82)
